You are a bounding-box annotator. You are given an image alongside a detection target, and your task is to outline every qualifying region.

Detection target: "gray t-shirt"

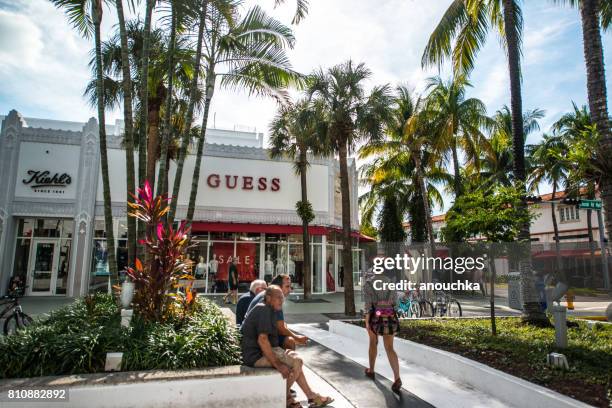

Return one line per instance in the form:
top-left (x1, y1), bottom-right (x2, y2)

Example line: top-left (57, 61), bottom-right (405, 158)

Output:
top-left (240, 303), bottom-right (279, 366)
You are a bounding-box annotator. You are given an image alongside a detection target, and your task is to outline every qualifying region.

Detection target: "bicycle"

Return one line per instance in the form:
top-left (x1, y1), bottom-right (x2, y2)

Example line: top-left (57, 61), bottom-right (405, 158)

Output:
top-left (397, 291), bottom-right (421, 318)
top-left (1, 281), bottom-right (33, 335)
top-left (432, 290), bottom-right (462, 317)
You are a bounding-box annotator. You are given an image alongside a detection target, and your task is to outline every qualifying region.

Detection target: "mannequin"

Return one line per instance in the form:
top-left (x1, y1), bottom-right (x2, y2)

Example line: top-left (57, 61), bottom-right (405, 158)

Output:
top-left (209, 254), bottom-right (219, 292)
top-left (264, 254), bottom-right (274, 282)
top-left (275, 259), bottom-right (286, 275)
top-left (287, 255), bottom-right (296, 277)
top-left (195, 256), bottom-right (207, 279)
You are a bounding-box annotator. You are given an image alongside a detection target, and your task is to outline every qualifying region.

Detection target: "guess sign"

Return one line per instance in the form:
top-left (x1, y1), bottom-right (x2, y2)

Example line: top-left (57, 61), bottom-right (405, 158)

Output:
top-left (23, 170), bottom-right (72, 193)
top-left (206, 174), bottom-right (280, 191)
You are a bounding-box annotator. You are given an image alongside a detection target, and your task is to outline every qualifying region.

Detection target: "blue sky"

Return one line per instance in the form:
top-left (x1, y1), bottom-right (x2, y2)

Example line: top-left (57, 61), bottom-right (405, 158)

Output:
top-left (1, 0), bottom-right (611, 213)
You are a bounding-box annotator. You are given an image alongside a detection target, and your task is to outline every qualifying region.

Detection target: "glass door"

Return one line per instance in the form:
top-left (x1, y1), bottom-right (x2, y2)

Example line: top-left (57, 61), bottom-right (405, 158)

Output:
top-left (27, 240), bottom-right (59, 296)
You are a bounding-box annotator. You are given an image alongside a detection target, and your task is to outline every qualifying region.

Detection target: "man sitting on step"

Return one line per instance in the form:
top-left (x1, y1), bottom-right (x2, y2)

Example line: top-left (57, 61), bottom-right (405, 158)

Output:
top-left (240, 285), bottom-right (333, 408)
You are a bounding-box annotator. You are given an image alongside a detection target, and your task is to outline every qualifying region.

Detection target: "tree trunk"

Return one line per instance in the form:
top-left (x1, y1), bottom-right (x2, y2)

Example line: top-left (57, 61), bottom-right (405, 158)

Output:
top-left (338, 137), bottom-right (355, 316)
top-left (579, 0), bottom-right (612, 246)
top-left (186, 72), bottom-right (215, 224)
top-left (93, 1), bottom-right (118, 289)
top-left (137, 0), bottom-right (155, 258)
top-left (551, 187), bottom-right (564, 283)
top-left (115, 0), bottom-right (136, 268)
top-left (168, 1), bottom-right (207, 225)
top-left (451, 138), bottom-right (462, 198)
top-left (299, 148), bottom-right (312, 300)
top-left (490, 249), bottom-right (497, 336)
top-left (157, 5), bottom-right (177, 198)
top-left (413, 152), bottom-right (436, 283)
top-left (146, 94), bottom-right (163, 193)
top-left (587, 208), bottom-right (596, 287)
top-left (502, 0), bottom-right (548, 325)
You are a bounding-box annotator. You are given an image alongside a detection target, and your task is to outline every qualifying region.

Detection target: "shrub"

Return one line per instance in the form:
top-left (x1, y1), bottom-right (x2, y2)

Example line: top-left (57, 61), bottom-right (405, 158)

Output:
top-left (0, 295), bottom-right (241, 379)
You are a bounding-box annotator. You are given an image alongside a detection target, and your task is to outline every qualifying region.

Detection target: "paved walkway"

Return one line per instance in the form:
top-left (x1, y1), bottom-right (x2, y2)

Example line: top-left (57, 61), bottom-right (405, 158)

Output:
top-left (291, 323), bottom-right (513, 408)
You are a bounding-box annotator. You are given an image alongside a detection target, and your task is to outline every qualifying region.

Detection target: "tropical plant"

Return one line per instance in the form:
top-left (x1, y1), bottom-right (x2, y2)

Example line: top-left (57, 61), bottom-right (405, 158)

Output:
top-left (527, 133), bottom-right (569, 282)
top-left (554, 0), bottom-right (612, 245)
top-left (269, 98), bottom-right (328, 300)
top-left (50, 0), bottom-right (119, 289)
top-left (126, 181), bottom-right (193, 322)
top-left (169, 2), bottom-right (302, 226)
top-left (424, 0), bottom-right (548, 324)
top-left (308, 61), bottom-right (394, 315)
top-left (422, 75), bottom-right (489, 198)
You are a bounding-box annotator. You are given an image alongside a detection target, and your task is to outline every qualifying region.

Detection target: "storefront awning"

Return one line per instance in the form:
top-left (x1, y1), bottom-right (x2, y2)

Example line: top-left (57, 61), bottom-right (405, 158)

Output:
top-left (190, 222), bottom-right (376, 242)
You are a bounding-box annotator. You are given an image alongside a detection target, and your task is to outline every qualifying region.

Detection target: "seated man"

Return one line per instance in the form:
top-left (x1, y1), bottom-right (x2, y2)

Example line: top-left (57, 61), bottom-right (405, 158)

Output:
top-left (236, 279), bottom-right (267, 325)
top-left (244, 274), bottom-right (307, 350)
top-left (241, 285), bottom-right (333, 408)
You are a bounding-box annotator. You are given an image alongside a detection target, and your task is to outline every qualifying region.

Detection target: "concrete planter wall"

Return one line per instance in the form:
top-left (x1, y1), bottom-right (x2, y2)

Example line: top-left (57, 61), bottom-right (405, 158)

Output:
top-left (0, 366), bottom-right (285, 408)
top-left (329, 320), bottom-right (591, 408)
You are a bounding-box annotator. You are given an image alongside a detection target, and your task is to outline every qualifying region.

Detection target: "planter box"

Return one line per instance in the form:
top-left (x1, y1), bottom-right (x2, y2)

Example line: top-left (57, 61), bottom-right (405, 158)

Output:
top-left (329, 320), bottom-right (591, 408)
top-left (0, 366), bottom-right (285, 408)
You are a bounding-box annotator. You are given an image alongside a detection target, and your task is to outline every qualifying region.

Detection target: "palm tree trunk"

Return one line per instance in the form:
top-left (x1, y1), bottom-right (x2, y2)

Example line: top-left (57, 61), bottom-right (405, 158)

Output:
top-left (157, 5), bottom-right (177, 198)
top-left (186, 72), bottom-right (215, 223)
top-left (551, 187), bottom-right (563, 283)
top-left (169, 1), bottom-right (207, 225)
top-left (338, 137), bottom-right (355, 316)
top-left (146, 97), bottom-right (162, 192)
top-left (587, 207), bottom-right (596, 287)
top-left (299, 149), bottom-right (312, 300)
top-left (115, 0), bottom-right (136, 268)
top-left (451, 138), bottom-right (462, 197)
top-left (413, 152), bottom-right (435, 283)
top-left (502, 0), bottom-right (548, 324)
top-left (93, 1), bottom-right (118, 289)
top-left (579, 0), bottom-right (612, 245)
top-left (137, 0), bottom-right (155, 254)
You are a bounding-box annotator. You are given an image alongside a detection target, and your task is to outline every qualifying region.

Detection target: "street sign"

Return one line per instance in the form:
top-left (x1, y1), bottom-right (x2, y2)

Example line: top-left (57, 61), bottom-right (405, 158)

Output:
top-left (579, 199), bottom-right (602, 210)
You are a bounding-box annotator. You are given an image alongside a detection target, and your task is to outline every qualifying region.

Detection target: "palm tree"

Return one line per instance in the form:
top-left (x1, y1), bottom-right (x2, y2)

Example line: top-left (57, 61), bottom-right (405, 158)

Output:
top-left (473, 106), bottom-right (544, 190)
top-left (554, 0), bottom-right (612, 245)
top-left (176, 4), bottom-right (301, 225)
top-left (424, 0), bottom-right (549, 323)
top-left (269, 99), bottom-right (328, 300)
top-left (50, 0), bottom-right (119, 288)
top-left (423, 75), bottom-right (489, 198)
top-left (308, 61), bottom-right (394, 315)
top-left (528, 133), bottom-right (569, 281)
top-left (114, 0), bottom-right (137, 268)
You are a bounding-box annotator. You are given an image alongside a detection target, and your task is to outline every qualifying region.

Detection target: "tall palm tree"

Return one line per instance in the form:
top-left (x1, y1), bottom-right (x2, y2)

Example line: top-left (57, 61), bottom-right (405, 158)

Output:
top-left (423, 75), bottom-right (489, 198)
top-left (528, 133), bottom-right (569, 281)
top-left (114, 0), bottom-right (137, 268)
top-left (50, 0), bottom-right (119, 288)
top-left (269, 99), bottom-right (328, 300)
top-left (554, 0), bottom-right (612, 245)
top-left (308, 61), bottom-right (394, 315)
top-left (176, 3), bottom-right (301, 225)
top-left (424, 0), bottom-right (549, 323)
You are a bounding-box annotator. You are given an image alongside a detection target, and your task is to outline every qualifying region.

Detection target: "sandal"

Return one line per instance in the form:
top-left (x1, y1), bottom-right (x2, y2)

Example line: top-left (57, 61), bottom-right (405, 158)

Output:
top-left (391, 378), bottom-right (402, 394)
top-left (308, 394), bottom-right (334, 407)
top-left (365, 368), bottom-right (375, 380)
top-left (287, 396), bottom-right (302, 408)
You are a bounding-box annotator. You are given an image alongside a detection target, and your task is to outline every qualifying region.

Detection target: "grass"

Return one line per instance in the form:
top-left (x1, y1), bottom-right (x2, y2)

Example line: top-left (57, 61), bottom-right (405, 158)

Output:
top-left (393, 318), bottom-right (611, 407)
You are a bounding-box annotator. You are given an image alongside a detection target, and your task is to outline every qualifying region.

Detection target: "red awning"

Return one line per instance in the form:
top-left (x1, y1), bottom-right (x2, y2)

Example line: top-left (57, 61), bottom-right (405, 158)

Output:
top-left (190, 222), bottom-right (375, 242)
top-left (532, 249), bottom-right (602, 259)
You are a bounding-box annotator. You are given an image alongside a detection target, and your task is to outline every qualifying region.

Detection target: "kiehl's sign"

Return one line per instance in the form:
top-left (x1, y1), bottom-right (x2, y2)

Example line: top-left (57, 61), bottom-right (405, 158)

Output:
top-left (206, 174), bottom-right (280, 191)
top-left (22, 170), bottom-right (72, 194)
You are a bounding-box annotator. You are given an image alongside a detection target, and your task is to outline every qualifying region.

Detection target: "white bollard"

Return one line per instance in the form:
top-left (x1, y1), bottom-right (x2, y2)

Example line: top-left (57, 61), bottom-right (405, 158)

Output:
top-left (551, 304), bottom-right (567, 348)
top-left (105, 352), bottom-right (123, 372)
top-left (121, 309), bottom-right (133, 328)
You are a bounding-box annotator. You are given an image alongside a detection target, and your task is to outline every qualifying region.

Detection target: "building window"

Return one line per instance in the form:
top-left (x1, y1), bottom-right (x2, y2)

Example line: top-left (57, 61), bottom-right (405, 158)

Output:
top-left (89, 219), bottom-right (128, 293)
top-left (559, 206), bottom-right (579, 222)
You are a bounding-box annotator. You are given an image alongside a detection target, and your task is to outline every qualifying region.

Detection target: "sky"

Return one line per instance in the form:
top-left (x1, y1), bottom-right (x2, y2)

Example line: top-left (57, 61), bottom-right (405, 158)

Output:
top-left (1, 0), bottom-right (612, 214)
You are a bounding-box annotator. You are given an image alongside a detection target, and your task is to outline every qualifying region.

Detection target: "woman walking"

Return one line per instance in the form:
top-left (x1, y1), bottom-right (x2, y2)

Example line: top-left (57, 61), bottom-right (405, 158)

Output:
top-left (223, 259), bottom-right (239, 304)
top-left (363, 264), bottom-right (402, 394)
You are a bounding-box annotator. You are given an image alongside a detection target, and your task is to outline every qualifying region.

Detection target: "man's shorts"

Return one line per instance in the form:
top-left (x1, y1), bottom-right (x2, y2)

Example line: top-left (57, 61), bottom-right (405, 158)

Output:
top-left (254, 347), bottom-right (299, 368)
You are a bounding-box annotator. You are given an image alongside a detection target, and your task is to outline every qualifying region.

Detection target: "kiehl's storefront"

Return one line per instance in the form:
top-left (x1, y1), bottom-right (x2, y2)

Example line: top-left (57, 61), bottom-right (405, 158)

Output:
top-left (0, 110), bottom-right (369, 297)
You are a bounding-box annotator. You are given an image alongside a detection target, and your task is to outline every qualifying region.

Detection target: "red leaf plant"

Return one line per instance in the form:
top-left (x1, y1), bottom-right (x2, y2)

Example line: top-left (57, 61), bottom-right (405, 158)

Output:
top-left (126, 181), bottom-right (194, 321)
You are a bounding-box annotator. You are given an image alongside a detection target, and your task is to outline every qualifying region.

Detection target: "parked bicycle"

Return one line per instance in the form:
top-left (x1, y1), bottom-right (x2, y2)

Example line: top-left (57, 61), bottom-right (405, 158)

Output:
top-left (432, 290), bottom-right (462, 317)
top-left (397, 290), bottom-right (421, 318)
top-left (1, 277), bottom-right (33, 335)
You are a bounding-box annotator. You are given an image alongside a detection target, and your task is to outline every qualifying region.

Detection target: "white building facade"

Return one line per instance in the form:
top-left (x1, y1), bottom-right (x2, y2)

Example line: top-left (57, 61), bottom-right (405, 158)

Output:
top-left (0, 110), bottom-right (366, 297)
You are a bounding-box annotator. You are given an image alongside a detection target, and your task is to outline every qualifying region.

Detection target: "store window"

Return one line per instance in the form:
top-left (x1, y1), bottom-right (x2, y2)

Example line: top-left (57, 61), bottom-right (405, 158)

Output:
top-left (89, 219), bottom-right (128, 293)
top-left (312, 244), bottom-right (323, 292)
